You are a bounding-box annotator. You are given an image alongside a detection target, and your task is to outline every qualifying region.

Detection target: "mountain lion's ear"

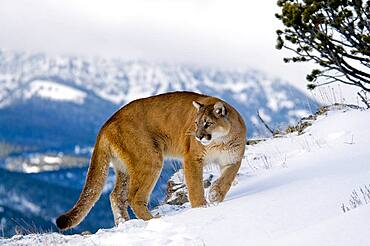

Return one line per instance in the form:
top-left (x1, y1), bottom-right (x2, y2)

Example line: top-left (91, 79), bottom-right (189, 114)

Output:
top-left (192, 101), bottom-right (204, 111)
top-left (213, 102), bottom-right (227, 117)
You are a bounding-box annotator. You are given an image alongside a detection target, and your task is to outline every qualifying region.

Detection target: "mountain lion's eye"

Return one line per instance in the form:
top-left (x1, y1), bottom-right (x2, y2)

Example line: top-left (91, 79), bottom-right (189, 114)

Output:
top-left (204, 122), bottom-right (212, 129)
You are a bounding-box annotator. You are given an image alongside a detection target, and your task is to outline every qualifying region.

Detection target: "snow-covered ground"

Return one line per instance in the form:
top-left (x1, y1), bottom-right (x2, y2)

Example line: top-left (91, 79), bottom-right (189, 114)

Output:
top-left (1, 106), bottom-right (370, 246)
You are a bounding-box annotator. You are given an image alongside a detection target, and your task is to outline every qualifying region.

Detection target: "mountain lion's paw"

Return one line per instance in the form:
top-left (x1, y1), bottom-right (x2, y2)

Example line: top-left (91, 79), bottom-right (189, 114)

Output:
top-left (208, 185), bottom-right (223, 204)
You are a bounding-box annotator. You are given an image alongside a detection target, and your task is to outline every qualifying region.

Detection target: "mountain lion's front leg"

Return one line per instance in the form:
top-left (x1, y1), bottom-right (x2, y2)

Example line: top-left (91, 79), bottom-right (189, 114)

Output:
top-left (208, 160), bottom-right (241, 203)
top-left (184, 155), bottom-right (207, 207)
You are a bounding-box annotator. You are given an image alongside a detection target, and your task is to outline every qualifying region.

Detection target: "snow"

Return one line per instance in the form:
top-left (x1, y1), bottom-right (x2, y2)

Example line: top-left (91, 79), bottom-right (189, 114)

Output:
top-left (1, 106), bottom-right (370, 245)
top-left (24, 80), bottom-right (86, 104)
top-left (43, 156), bottom-right (62, 164)
top-left (1, 220), bottom-right (203, 246)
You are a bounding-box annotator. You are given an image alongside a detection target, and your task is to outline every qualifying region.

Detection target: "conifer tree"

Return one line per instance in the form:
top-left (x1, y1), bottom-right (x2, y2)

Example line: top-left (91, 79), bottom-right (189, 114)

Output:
top-left (275, 0), bottom-right (370, 92)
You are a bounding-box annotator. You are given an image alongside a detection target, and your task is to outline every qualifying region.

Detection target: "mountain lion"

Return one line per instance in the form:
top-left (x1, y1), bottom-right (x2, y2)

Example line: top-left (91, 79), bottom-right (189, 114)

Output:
top-left (56, 91), bottom-right (246, 230)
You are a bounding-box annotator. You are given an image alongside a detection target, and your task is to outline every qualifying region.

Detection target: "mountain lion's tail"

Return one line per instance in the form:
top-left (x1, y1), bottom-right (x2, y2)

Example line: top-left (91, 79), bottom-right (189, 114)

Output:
top-left (56, 133), bottom-right (111, 230)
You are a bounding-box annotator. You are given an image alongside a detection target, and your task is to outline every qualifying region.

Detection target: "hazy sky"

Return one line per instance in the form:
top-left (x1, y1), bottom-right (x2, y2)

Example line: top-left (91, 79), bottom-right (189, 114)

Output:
top-left (0, 0), bottom-right (332, 94)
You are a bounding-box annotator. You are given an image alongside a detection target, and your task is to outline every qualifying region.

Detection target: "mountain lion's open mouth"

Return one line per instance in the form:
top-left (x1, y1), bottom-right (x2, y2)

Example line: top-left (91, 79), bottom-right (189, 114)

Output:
top-left (196, 137), bottom-right (212, 146)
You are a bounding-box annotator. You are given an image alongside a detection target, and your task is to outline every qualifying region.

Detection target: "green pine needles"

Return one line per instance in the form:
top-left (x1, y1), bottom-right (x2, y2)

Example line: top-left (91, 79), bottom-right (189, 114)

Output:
top-left (275, 0), bottom-right (370, 91)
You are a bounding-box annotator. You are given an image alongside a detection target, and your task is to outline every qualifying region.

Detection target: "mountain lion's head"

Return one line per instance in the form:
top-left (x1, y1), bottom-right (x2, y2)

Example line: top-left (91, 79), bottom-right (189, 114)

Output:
top-left (192, 101), bottom-right (231, 145)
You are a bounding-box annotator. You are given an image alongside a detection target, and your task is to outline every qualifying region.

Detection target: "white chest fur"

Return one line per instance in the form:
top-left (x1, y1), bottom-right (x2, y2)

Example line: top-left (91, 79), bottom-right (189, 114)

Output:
top-left (204, 148), bottom-right (241, 166)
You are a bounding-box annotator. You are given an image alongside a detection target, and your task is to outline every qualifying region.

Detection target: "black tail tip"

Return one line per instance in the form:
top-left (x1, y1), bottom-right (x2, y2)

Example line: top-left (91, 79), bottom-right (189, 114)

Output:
top-left (56, 214), bottom-right (72, 230)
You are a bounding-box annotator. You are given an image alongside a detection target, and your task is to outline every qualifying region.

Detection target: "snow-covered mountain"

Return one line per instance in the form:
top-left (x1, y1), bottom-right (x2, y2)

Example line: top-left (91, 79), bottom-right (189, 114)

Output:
top-left (0, 50), bottom-right (318, 151)
top-left (2, 105), bottom-right (369, 246)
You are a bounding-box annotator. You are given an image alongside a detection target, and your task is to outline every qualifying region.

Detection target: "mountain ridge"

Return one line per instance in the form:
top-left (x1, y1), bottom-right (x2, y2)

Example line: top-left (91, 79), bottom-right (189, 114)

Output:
top-left (0, 50), bottom-right (318, 151)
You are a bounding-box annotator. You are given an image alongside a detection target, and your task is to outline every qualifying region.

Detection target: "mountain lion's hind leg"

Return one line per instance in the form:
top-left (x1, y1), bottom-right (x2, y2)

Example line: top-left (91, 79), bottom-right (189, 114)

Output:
top-left (127, 155), bottom-right (163, 220)
top-left (208, 160), bottom-right (241, 204)
top-left (110, 167), bottom-right (130, 225)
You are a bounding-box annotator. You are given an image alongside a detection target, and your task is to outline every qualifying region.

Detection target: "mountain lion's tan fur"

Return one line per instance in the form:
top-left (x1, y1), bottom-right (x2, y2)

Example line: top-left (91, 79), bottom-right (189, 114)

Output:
top-left (56, 91), bottom-right (246, 230)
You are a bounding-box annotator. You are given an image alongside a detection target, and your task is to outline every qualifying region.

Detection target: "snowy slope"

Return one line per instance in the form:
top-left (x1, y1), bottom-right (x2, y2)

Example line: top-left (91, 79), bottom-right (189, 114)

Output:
top-left (24, 80), bottom-right (86, 104)
top-left (2, 106), bottom-right (369, 245)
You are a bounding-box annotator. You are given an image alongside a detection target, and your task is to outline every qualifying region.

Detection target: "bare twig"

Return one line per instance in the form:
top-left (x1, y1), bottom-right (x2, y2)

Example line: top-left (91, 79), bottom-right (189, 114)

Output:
top-left (357, 91), bottom-right (370, 109)
top-left (256, 110), bottom-right (274, 134)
